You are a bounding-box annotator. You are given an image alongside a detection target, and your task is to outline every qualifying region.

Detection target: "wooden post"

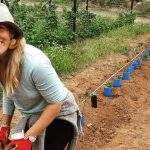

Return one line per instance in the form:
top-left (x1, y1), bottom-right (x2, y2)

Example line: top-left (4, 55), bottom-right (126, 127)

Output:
top-left (131, 0), bottom-right (134, 14)
top-left (73, 0), bottom-right (77, 32)
top-left (48, 0), bottom-right (52, 7)
top-left (86, 0), bottom-right (89, 11)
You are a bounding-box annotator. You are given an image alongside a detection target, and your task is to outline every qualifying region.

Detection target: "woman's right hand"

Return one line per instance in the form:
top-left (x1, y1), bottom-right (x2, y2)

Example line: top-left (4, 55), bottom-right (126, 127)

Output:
top-left (0, 125), bottom-right (10, 148)
top-left (4, 139), bottom-right (33, 150)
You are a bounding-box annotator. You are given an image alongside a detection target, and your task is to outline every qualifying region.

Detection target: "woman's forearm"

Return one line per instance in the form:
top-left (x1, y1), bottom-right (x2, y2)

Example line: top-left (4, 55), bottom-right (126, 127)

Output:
top-left (24, 102), bottom-right (62, 138)
top-left (2, 114), bottom-right (13, 126)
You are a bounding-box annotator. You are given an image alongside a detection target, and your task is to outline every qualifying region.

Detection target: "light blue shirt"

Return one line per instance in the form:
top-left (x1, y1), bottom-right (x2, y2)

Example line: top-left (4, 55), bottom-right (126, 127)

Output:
top-left (3, 44), bottom-right (68, 115)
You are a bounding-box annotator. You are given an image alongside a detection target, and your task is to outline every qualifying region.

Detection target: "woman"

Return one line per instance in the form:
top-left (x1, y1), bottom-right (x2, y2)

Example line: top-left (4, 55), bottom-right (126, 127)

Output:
top-left (0, 3), bottom-right (82, 150)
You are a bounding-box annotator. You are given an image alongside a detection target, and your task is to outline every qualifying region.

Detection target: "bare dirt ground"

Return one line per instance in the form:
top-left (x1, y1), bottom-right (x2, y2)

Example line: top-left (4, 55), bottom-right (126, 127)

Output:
top-left (65, 34), bottom-right (150, 150)
top-left (0, 34), bottom-right (150, 150)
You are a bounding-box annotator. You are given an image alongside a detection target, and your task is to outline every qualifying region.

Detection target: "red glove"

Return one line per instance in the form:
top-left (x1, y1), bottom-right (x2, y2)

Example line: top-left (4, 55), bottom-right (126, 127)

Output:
top-left (0, 126), bottom-right (9, 146)
top-left (5, 139), bottom-right (32, 150)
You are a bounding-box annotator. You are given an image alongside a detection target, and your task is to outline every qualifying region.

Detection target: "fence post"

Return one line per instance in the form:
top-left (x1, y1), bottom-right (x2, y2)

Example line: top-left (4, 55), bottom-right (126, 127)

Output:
top-left (73, 0), bottom-right (77, 32)
top-left (48, 0), bottom-right (52, 7)
top-left (131, 0), bottom-right (134, 14)
top-left (86, 0), bottom-right (89, 11)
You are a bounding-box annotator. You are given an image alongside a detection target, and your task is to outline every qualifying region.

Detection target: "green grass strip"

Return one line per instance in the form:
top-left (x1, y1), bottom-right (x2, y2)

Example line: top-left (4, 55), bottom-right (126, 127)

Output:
top-left (45, 24), bottom-right (150, 75)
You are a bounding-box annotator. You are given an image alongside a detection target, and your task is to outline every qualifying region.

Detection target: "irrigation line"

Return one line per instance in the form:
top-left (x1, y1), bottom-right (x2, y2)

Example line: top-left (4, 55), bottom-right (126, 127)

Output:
top-left (92, 48), bottom-right (146, 93)
top-left (79, 48), bottom-right (147, 106)
top-left (79, 96), bottom-right (91, 106)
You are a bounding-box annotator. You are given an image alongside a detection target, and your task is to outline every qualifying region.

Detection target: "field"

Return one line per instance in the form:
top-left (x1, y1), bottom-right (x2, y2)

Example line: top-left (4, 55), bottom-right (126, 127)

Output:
top-left (64, 34), bottom-right (150, 149)
top-left (0, 1), bottom-right (150, 149)
top-left (0, 34), bottom-right (150, 149)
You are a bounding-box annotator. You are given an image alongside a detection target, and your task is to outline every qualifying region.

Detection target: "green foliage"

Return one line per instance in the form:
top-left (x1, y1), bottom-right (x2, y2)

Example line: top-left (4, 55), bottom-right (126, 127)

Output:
top-left (54, 0), bottom-right (71, 4)
top-left (0, 86), bottom-right (2, 98)
top-left (76, 11), bottom-right (136, 39)
top-left (117, 75), bottom-right (122, 79)
top-left (44, 45), bottom-right (78, 75)
top-left (83, 90), bottom-right (91, 98)
top-left (127, 24), bottom-right (150, 36)
top-left (8, 3), bottom-right (60, 49)
top-left (113, 12), bottom-right (136, 28)
top-left (107, 24), bottom-right (150, 39)
top-left (77, 10), bottom-right (96, 37)
top-left (2, 0), bottom-right (10, 7)
top-left (105, 81), bottom-right (113, 87)
top-left (116, 46), bottom-right (131, 55)
top-left (72, 24), bottom-right (150, 74)
top-left (45, 4), bottom-right (58, 30)
top-left (1, 1), bottom-right (136, 49)
top-left (77, 14), bottom-right (113, 38)
top-left (53, 24), bottom-right (76, 45)
top-left (91, 92), bottom-right (98, 97)
top-left (1, 1), bottom-right (149, 76)
top-left (62, 8), bottom-right (76, 31)
top-left (142, 53), bottom-right (148, 61)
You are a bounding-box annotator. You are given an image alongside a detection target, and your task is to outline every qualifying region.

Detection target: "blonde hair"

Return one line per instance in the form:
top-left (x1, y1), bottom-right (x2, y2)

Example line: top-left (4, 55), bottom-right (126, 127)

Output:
top-left (4, 38), bottom-right (26, 96)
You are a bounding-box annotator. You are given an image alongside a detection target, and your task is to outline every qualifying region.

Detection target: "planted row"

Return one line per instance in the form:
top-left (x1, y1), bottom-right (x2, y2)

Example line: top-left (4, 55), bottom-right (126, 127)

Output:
top-left (81, 47), bottom-right (150, 127)
top-left (91, 47), bottom-right (150, 108)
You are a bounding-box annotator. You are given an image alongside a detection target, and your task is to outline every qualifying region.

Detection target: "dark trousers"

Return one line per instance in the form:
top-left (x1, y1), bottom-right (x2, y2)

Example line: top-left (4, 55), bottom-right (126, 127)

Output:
top-left (44, 119), bottom-right (74, 150)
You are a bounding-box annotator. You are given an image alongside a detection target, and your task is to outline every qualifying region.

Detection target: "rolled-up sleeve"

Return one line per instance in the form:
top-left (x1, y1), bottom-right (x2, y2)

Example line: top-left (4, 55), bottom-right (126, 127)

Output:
top-left (31, 58), bottom-right (67, 104)
top-left (2, 92), bottom-right (15, 116)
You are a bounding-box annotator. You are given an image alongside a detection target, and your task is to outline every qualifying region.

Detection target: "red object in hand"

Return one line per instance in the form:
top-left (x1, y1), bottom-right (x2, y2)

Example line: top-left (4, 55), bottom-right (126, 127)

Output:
top-left (6, 139), bottom-right (32, 150)
top-left (0, 126), bottom-right (9, 146)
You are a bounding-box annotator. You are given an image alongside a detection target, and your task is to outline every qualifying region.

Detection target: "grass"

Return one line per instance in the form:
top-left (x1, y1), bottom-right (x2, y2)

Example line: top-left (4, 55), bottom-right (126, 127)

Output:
top-left (107, 24), bottom-right (150, 38)
top-left (43, 24), bottom-right (150, 76)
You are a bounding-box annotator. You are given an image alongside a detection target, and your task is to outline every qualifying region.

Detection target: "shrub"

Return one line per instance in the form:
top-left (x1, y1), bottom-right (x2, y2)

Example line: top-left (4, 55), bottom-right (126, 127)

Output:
top-left (113, 12), bottom-right (136, 28)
